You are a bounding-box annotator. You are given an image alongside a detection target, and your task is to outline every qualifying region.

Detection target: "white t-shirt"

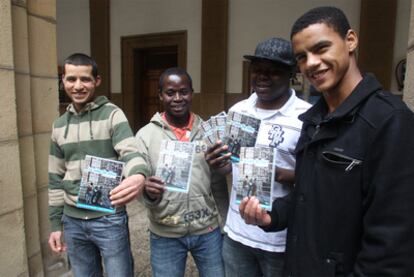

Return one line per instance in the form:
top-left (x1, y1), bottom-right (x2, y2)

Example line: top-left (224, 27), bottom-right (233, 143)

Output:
top-left (224, 90), bottom-right (311, 252)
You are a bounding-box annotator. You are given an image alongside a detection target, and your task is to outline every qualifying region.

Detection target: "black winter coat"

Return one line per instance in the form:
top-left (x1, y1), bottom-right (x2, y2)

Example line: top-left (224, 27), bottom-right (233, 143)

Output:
top-left (267, 74), bottom-right (414, 276)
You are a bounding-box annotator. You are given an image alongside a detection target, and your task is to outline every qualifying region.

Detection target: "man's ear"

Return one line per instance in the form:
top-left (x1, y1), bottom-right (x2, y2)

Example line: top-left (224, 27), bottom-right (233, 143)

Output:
top-left (95, 75), bottom-right (102, 87)
top-left (158, 91), bottom-right (163, 101)
top-left (346, 29), bottom-right (358, 53)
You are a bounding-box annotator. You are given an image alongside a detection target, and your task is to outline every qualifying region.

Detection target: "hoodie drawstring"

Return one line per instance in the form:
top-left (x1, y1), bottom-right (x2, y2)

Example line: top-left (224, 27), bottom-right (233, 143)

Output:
top-left (88, 107), bottom-right (94, 139)
top-left (64, 104), bottom-right (94, 140)
top-left (64, 113), bottom-right (71, 139)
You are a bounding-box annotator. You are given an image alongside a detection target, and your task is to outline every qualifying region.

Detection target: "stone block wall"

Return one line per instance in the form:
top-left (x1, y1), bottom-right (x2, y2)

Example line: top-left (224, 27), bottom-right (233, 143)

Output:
top-left (0, 1), bottom-right (28, 276)
top-left (0, 0), bottom-right (60, 276)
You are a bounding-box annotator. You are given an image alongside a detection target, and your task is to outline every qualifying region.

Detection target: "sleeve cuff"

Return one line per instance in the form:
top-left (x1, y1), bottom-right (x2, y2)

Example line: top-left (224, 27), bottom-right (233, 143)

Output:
top-left (128, 164), bottom-right (150, 178)
top-left (142, 190), bottom-right (162, 206)
top-left (50, 218), bottom-right (63, 232)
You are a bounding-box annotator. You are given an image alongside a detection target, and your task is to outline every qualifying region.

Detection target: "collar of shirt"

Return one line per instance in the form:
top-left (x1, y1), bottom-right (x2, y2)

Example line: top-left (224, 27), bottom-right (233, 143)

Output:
top-left (248, 89), bottom-right (298, 119)
top-left (161, 112), bottom-right (194, 141)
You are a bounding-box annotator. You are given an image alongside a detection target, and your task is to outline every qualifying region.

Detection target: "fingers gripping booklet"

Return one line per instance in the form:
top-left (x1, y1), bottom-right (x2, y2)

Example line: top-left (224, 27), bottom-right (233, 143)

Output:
top-left (155, 140), bottom-right (196, 193)
top-left (77, 155), bottom-right (124, 213)
top-left (235, 147), bottom-right (276, 210)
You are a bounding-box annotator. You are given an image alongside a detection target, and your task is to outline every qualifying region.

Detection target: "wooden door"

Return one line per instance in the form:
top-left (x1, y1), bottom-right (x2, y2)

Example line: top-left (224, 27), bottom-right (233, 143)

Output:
top-left (138, 69), bottom-right (163, 129)
top-left (134, 47), bottom-right (178, 131)
top-left (121, 31), bottom-right (187, 133)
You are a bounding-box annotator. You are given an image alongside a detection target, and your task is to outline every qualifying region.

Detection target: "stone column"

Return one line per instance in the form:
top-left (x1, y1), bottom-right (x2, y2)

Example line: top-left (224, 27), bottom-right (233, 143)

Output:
top-left (403, 0), bottom-right (414, 110)
top-left (12, 0), bottom-right (48, 275)
top-left (0, 0), bottom-right (29, 276)
top-left (26, 0), bottom-right (61, 275)
top-left (0, 0), bottom-right (60, 275)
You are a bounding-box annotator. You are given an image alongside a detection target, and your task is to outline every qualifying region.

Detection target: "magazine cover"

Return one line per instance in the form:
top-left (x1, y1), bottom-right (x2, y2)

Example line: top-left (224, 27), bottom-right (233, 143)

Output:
top-left (155, 140), bottom-right (195, 193)
top-left (235, 147), bottom-right (275, 210)
top-left (212, 114), bottom-right (227, 142)
top-left (200, 111), bottom-right (227, 146)
top-left (77, 155), bottom-right (124, 213)
top-left (223, 111), bottom-right (261, 162)
top-left (200, 119), bottom-right (216, 146)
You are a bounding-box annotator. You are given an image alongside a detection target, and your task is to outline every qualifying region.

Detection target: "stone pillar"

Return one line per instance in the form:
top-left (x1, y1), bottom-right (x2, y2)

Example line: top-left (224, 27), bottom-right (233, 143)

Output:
top-left (26, 0), bottom-right (62, 275)
top-left (12, 0), bottom-right (47, 275)
top-left (403, 0), bottom-right (414, 110)
top-left (0, 0), bottom-right (29, 276)
top-left (0, 0), bottom-right (60, 276)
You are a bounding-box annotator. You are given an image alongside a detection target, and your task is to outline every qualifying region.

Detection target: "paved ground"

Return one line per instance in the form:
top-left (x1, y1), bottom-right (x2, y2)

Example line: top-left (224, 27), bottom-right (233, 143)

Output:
top-left (47, 200), bottom-right (198, 277)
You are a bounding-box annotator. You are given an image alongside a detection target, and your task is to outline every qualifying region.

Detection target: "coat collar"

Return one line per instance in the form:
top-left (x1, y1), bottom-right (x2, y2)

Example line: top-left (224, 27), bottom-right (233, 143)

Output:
top-left (299, 74), bottom-right (382, 125)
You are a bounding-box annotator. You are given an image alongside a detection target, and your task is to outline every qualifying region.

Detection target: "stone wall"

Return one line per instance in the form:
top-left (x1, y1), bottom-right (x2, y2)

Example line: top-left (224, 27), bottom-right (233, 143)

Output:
top-left (0, 1), bottom-right (28, 276)
top-left (0, 0), bottom-right (59, 276)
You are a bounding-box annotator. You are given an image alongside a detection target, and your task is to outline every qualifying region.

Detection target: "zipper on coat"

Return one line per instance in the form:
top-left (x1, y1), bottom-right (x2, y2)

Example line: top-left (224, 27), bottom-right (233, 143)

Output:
top-left (311, 124), bottom-right (320, 140)
top-left (345, 159), bottom-right (362, 171)
top-left (322, 150), bottom-right (363, 172)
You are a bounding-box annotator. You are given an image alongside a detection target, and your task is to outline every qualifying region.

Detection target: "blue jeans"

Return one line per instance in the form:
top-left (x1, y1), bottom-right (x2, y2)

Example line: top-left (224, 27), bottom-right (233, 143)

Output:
top-left (222, 235), bottom-right (285, 277)
top-left (62, 212), bottom-right (133, 277)
top-left (150, 227), bottom-right (224, 277)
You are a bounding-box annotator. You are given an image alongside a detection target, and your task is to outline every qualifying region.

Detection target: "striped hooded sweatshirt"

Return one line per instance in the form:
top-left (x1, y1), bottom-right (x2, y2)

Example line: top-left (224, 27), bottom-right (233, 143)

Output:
top-left (48, 96), bottom-right (149, 231)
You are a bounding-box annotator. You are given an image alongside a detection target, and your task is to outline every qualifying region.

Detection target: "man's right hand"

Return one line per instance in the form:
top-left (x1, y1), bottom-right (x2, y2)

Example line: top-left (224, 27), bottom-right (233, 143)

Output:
top-left (145, 176), bottom-right (166, 200)
top-left (205, 140), bottom-right (232, 175)
top-left (239, 196), bottom-right (272, 227)
top-left (48, 231), bottom-right (67, 253)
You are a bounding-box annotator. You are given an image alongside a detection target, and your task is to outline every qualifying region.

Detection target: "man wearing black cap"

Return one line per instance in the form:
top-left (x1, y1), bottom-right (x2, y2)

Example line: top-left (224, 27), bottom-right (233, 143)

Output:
top-left (205, 37), bottom-right (310, 276)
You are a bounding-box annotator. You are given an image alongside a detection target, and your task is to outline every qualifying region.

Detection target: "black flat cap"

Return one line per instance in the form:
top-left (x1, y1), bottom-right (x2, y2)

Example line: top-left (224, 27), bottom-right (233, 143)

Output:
top-left (244, 37), bottom-right (296, 68)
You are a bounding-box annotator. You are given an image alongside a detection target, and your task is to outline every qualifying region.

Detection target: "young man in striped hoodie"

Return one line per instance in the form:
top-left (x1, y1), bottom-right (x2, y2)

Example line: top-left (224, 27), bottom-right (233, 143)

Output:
top-left (48, 53), bottom-right (149, 277)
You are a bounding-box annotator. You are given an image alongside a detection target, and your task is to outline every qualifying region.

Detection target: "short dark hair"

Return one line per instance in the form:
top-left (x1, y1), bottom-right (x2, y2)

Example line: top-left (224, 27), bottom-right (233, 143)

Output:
top-left (158, 67), bottom-right (193, 91)
top-left (63, 53), bottom-right (99, 78)
top-left (291, 6), bottom-right (351, 39)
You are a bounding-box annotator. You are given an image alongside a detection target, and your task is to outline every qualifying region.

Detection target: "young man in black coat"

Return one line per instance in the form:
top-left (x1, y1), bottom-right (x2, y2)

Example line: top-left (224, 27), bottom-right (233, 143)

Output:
top-left (240, 6), bottom-right (414, 276)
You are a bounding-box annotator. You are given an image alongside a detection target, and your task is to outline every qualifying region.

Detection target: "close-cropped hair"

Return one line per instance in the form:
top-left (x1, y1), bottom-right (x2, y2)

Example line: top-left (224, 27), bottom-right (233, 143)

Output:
top-left (291, 6), bottom-right (351, 39)
top-left (63, 53), bottom-right (99, 78)
top-left (158, 67), bottom-right (193, 92)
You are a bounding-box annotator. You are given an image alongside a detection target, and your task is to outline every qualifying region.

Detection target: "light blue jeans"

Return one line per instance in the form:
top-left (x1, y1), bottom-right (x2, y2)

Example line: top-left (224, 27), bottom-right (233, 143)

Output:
top-left (150, 227), bottom-right (225, 277)
top-left (62, 212), bottom-right (133, 277)
top-left (222, 235), bottom-right (285, 277)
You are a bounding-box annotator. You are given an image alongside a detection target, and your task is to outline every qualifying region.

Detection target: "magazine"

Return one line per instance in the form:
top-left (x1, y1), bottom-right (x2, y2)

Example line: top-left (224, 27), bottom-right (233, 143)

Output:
top-left (200, 119), bottom-right (216, 146)
top-left (200, 111), bottom-right (227, 146)
top-left (155, 140), bottom-right (195, 193)
top-left (223, 111), bottom-right (261, 162)
top-left (77, 155), bottom-right (124, 213)
top-left (211, 114), bottom-right (227, 142)
top-left (235, 147), bottom-right (275, 210)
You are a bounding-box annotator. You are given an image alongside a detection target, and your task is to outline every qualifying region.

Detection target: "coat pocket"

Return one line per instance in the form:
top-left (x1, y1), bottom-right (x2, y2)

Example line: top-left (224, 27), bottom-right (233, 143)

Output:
top-left (322, 151), bottom-right (363, 172)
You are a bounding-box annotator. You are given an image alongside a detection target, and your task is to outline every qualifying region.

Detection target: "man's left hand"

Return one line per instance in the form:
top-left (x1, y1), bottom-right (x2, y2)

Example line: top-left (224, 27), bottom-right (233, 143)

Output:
top-left (110, 174), bottom-right (145, 206)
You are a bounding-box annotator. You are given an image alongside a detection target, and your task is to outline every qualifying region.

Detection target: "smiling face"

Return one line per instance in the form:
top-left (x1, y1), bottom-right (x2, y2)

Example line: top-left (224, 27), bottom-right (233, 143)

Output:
top-left (62, 64), bottom-right (101, 112)
top-left (292, 23), bottom-right (357, 96)
top-left (159, 74), bottom-right (193, 125)
top-left (250, 59), bottom-right (292, 109)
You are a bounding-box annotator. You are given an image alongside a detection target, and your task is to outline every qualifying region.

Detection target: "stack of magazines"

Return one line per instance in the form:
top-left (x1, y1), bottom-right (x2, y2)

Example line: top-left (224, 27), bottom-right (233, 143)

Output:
top-left (200, 111), bottom-right (262, 162)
